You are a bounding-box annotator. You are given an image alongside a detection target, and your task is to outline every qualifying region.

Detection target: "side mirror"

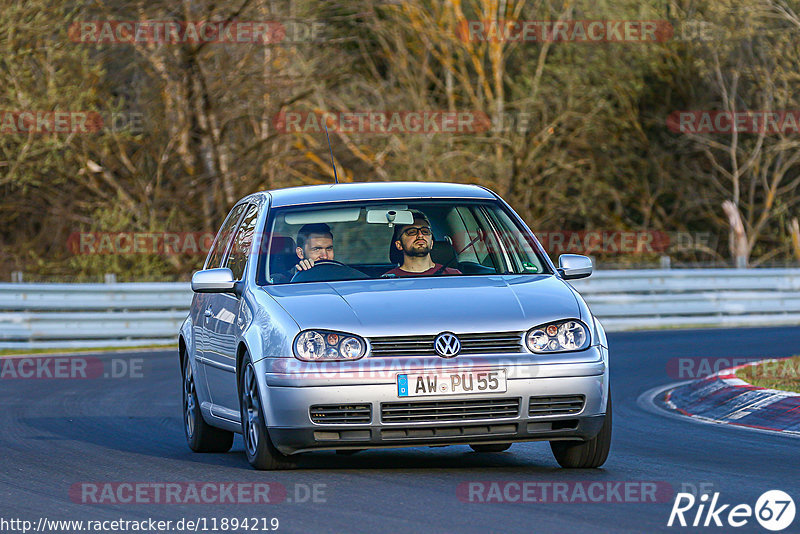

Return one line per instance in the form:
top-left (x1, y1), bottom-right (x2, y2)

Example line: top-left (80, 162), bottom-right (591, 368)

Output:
top-left (191, 268), bottom-right (236, 293)
top-left (558, 254), bottom-right (593, 280)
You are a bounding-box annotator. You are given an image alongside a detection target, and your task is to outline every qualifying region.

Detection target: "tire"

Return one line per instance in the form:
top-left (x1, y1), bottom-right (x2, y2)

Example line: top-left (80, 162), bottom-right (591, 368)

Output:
top-left (183, 356), bottom-right (234, 453)
top-left (470, 443), bottom-right (512, 453)
top-left (239, 356), bottom-right (296, 470)
top-left (550, 393), bottom-right (612, 468)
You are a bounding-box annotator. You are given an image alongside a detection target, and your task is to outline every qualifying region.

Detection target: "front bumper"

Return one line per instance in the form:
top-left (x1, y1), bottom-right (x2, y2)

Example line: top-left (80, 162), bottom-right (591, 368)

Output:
top-left (260, 347), bottom-right (608, 454)
top-left (271, 416), bottom-right (606, 454)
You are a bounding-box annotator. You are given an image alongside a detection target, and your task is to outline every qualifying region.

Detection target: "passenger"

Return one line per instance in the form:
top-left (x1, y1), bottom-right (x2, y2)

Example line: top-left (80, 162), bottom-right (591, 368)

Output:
top-left (295, 223), bottom-right (334, 271)
top-left (383, 211), bottom-right (461, 277)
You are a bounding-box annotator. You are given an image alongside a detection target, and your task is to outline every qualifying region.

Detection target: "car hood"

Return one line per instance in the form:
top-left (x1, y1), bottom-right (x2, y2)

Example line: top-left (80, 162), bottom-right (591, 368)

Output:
top-left (263, 275), bottom-right (582, 336)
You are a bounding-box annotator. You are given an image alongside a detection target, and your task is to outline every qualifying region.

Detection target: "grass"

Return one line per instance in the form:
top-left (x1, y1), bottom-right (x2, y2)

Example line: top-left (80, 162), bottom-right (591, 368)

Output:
top-left (735, 355), bottom-right (800, 393)
top-left (0, 343), bottom-right (175, 357)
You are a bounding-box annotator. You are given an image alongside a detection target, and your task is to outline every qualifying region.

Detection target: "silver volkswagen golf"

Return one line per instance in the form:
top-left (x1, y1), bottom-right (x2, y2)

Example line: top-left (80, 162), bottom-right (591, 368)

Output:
top-left (179, 182), bottom-right (611, 470)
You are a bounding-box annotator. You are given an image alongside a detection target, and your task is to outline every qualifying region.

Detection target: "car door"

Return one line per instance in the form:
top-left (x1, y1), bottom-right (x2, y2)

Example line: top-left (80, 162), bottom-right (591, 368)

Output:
top-left (197, 203), bottom-right (248, 406)
top-left (205, 203), bottom-right (260, 414)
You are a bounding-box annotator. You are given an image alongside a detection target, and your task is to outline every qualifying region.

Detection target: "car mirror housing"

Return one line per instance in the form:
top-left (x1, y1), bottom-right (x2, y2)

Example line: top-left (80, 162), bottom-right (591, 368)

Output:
top-left (558, 254), bottom-right (593, 280)
top-left (191, 268), bottom-right (236, 293)
top-left (366, 208), bottom-right (415, 226)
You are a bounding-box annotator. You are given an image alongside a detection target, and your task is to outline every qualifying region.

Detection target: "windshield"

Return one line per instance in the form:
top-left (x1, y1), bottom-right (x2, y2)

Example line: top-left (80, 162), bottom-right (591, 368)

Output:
top-left (256, 199), bottom-right (549, 285)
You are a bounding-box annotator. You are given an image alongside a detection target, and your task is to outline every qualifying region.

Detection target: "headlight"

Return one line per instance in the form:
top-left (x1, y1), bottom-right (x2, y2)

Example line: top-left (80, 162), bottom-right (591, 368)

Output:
top-left (293, 330), bottom-right (366, 361)
top-left (525, 320), bottom-right (589, 353)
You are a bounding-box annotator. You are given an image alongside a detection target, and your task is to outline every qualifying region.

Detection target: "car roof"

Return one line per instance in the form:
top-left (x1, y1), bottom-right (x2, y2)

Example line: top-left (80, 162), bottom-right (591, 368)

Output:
top-left (264, 181), bottom-right (497, 208)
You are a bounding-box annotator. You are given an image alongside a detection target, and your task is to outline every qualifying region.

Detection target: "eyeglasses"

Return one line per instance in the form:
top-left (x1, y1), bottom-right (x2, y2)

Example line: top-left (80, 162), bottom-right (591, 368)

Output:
top-left (402, 227), bottom-right (432, 237)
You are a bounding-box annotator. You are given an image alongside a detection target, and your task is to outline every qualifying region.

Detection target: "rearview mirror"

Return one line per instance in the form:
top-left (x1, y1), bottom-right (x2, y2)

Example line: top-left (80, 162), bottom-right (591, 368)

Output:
top-left (191, 268), bottom-right (236, 293)
top-left (366, 209), bottom-right (415, 225)
top-left (558, 254), bottom-right (593, 280)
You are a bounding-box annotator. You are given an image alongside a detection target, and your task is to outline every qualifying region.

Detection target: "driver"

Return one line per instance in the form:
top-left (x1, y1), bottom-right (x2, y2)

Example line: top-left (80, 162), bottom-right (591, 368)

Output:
top-left (295, 223), bottom-right (335, 271)
top-left (383, 211), bottom-right (461, 277)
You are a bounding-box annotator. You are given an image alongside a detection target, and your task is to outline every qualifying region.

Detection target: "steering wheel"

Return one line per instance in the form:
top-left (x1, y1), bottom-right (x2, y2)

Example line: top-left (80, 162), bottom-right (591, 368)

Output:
top-left (311, 259), bottom-right (346, 267)
top-left (290, 259), bottom-right (369, 283)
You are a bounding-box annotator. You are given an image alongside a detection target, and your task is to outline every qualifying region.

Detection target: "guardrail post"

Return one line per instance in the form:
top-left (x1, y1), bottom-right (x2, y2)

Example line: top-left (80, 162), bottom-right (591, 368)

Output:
top-left (660, 256), bottom-right (671, 269)
top-left (104, 273), bottom-right (117, 284)
top-left (11, 271), bottom-right (23, 283)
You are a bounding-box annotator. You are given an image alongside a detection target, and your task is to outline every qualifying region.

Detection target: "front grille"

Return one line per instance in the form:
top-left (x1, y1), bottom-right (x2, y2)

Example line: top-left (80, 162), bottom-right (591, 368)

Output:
top-left (381, 397), bottom-right (521, 424)
top-left (369, 331), bottom-right (523, 357)
top-left (310, 404), bottom-right (371, 424)
top-left (528, 395), bottom-right (585, 417)
top-left (381, 423), bottom-right (517, 440)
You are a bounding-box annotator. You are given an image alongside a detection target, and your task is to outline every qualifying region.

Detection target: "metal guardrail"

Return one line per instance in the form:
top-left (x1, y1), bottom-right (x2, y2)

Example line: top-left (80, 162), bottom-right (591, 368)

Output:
top-left (0, 269), bottom-right (798, 349)
top-left (0, 283), bottom-right (191, 349)
top-left (570, 269), bottom-right (800, 331)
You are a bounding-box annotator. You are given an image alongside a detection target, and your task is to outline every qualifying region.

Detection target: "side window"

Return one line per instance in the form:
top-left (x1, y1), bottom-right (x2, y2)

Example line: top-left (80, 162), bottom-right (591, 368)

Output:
top-left (205, 204), bottom-right (247, 269)
top-left (455, 206), bottom-right (503, 267)
top-left (450, 207), bottom-right (481, 264)
top-left (487, 207), bottom-right (544, 274)
top-left (225, 204), bottom-right (259, 281)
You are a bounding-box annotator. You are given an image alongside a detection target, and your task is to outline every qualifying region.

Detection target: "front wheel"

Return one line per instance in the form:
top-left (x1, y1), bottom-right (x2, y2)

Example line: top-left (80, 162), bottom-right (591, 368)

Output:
top-left (240, 357), bottom-right (296, 470)
top-left (183, 356), bottom-right (233, 453)
top-left (550, 394), bottom-right (612, 468)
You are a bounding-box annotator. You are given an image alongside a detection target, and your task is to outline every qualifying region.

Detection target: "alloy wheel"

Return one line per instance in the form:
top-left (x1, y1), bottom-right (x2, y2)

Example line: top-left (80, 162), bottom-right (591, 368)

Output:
top-left (183, 362), bottom-right (196, 438)
top-left (242, 363), bottom-right (261, 457)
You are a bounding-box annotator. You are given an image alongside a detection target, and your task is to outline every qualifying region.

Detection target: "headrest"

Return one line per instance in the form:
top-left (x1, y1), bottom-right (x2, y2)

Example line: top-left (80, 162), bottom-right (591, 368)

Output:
top-left (268, 236), bottom-right (297, 276)
top-left (431, 239), bottom-right (457, 267)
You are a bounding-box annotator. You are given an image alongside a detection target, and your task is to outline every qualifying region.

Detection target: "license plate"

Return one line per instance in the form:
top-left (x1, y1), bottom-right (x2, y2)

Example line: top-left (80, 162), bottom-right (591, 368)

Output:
top-left (397, 370), bottom-right (507, 397)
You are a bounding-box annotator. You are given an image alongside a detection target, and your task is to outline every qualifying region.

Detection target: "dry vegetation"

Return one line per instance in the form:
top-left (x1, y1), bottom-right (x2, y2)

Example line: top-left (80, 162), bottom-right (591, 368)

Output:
top-left (2, 0), bottom-right (800, 280)
top-left (735, 355), bottom-right (800, 392)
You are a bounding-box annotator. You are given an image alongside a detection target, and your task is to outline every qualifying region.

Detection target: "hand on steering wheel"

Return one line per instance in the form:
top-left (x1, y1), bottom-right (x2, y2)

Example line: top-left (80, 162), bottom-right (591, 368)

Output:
top-left (290, 259), bottom-right (365, 283)
top-left (313, 259), bottom-right (345, 266)
top-left (295, 258), bottom-right (346, 272)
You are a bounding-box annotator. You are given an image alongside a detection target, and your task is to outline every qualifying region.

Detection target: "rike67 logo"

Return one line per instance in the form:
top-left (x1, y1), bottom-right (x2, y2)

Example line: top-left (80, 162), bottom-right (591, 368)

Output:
top-left (668, 490), bottom-right (795, 531)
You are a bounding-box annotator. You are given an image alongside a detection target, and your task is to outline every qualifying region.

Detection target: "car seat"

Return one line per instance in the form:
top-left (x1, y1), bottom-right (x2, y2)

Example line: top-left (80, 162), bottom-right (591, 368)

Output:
top-left (265, 235), bottom-right (297, 283)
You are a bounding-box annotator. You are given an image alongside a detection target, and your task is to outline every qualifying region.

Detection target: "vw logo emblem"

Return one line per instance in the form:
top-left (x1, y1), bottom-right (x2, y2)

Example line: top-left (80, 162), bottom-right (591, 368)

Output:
top-left (434, 332), bottom-right (461, 358)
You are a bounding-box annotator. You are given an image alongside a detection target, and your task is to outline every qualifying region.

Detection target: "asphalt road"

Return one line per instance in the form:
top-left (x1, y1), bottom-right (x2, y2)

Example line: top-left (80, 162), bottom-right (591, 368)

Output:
top-left (2, 327), bottom-right (800, 534)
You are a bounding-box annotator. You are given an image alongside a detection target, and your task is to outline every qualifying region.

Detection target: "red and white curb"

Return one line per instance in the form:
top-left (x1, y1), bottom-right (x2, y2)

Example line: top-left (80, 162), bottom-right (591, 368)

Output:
top-left (663, 358), bottom-right (800, 436)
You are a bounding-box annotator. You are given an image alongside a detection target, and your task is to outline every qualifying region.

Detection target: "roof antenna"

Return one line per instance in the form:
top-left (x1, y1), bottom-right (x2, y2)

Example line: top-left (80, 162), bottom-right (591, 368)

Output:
top-left (325, 123), bottom-right (339, 184)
